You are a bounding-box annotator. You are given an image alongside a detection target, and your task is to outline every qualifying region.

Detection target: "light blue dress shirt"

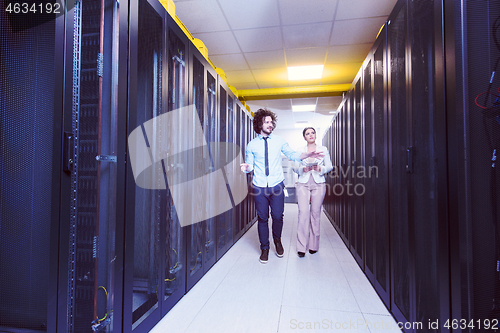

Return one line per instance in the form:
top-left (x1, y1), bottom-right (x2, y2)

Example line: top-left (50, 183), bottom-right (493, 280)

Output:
top-left (245, 133), bottom-right (302, 187)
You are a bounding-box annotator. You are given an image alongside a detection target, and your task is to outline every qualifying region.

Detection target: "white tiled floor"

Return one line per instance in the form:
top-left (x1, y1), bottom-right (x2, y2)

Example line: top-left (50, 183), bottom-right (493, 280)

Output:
top-left (149, 204), bottom-right (402, 333)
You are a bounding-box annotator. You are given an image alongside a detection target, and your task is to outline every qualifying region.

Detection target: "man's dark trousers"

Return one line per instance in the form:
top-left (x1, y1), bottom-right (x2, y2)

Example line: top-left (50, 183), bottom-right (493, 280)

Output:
top-left (253, 181), bottom-right (285, 250)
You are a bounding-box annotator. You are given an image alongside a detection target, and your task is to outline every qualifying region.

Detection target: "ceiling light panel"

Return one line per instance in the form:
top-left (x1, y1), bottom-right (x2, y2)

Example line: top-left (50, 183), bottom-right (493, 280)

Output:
top-left (287, 65), bottom-right (324, 80)
top-left (292, 104), bottom-right (316, 112)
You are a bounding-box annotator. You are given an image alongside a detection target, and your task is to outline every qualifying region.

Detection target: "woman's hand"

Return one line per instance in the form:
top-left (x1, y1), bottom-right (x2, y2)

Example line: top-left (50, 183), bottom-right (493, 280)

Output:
top-left (303, 166), bottom-right (312, 172)
top-left (240, 163), bottom-right (249, 172)
top-left (311, 165), bottom-right (321, 172)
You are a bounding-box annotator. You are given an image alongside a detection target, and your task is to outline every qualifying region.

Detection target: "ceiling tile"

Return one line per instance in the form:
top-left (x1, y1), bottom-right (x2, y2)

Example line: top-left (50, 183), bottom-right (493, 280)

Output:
top-left (330, 17), bottom-right (387, 45)
top-left (336, 0), bottom-right (398, 20)
top-left (285, 47), bottom-right (327, 67)
top-left (209, 53), bottom-right (249, 71)
top-left (218, 0), bottom-right (280, 30)
top-left (321, 63), bottom-right (362, 85)
top-left (234, 27), bottom-right (283, 53)
top-left (224, 70), bottom-right (255, 85)
top-left (252, 67), bottom-right (289, 83)
top-left (232, 82), bottom-right (259, 90)
top-left (173, 0), bottom-right (230, 33)
top-left (265, 99), bottom-right (292, 111)
top-left (316, 103), bottom-right (340, 113)
top-left (195, 31), bottom-right (240, 55)
top-left (245, 100), bottom-right (270, 110)
top-left (282, 22), bottom-right (332, 49)
top-left (317, 96), bottom-right (343, 106)
top-left (291, 97), bottom-right (317, 106)
top-left (244, 50), bottom-right (286, 70)
top-left (278, 0), bottom-right (338, 25)
top-left (326, 43), bottom-right (372, 64)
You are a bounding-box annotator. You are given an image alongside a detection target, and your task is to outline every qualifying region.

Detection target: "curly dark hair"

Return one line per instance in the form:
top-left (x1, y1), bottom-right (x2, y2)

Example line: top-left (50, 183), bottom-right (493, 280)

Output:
top-left (253, 108), bottom-right (277, 134)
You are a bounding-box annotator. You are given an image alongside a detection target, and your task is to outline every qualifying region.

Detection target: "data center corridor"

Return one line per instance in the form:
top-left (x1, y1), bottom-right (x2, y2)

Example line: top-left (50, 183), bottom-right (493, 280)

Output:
top-left (149, 204), bottom-right (402, 333)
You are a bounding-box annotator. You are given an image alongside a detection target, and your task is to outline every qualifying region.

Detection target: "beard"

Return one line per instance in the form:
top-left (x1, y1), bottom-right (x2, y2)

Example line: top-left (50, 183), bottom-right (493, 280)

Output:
top-left (262, 127), bottom-right (273, 135)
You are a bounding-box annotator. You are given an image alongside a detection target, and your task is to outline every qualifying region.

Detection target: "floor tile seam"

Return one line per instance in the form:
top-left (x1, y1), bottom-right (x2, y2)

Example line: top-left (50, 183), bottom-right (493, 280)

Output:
top-left (182, 296), bottom-right (217, 333)
top-left (281, 303), bottom-right (365, 314)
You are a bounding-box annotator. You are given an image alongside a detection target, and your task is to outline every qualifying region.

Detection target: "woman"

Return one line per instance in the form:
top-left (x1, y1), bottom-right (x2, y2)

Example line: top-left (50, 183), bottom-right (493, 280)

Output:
top-left (292, 127), bottom-right (333, 257)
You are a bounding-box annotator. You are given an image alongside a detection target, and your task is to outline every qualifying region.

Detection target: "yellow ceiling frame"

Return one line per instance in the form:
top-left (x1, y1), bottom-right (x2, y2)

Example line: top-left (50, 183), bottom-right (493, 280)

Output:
top-left (238, 84), bottom-right (350, 101)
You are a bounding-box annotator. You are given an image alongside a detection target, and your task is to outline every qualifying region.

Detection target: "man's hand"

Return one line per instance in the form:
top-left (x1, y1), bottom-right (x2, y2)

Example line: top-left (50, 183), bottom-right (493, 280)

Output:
top-left (307, 151), bottom-right (324, 159)
top-left (300, 151), bottom-right (324, 160)
top-left (240, 163), bottom-right (249, 172)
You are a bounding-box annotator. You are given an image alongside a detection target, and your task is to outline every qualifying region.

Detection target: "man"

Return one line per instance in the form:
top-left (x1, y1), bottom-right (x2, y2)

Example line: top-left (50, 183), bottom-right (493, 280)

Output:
top-left (240, 108), bottom-right (324, 263)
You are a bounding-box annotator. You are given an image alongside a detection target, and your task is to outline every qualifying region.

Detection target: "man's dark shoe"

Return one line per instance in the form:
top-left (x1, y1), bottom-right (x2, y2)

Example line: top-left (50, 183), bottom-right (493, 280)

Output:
top-left (309, 250), bottom-right (317, 254)
top-left (260, 249), bottom-right (269, 263)
top-left (298, 251), bottom-right (305, 258)
top-left (274, 238), bottom-right (284, 257)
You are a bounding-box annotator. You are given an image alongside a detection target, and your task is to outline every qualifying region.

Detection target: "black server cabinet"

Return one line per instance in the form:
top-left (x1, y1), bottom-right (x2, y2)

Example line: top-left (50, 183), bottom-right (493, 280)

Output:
top-left (363, 56), bottom-right (375, 284)
top-left (215, 79), bottom-right (233, 259)
top-left (234, 103), bottom-right (245, 241)
top-left (56, 0), bottom-right (126, 331)
top-left (387, 1), bottom-right (411, 325)
top-left (448, 0), bottom-right (500, 330)
top-left (371, 29), bottom-right (390, 308)
top-left (205, 66), bottom-right (218, 271)
top-left (187, 47), bottom-right (209, 290)
top-left (0, 3), bottom-right (61, 332)
top-left (124, 0), bottom-right (166, 330)
top-left (163, 7), bottom-right (190, 319)
top-left (407, 0), bottom-right (449, 328)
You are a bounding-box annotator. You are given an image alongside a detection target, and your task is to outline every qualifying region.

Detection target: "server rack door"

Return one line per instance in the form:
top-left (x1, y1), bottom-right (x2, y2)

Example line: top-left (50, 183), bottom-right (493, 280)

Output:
top-left (242, 114), bottom-right (249, 231)
top-left (58, 0), bottom-right (123, 331)
top-left (454, 0), bottom-right (500, 328)
top-left (334, 116), bottom-right (340, 229)
top-left (234, 103), bottom-right (245, 240)
top-left (205, 70), bottom-right (217, 270)
top-left (226, 94), bottom-right (236, 243)
top-left (186, 49), bottom-right (207, 290)
top-left (353, 77), bottom-right (364, 265)
top-left (372, 30), bottom-right (390, 306)
top-left (387, 1), bottom-right (412, 325)
top-left (348, 93), bottom-right (355, 248)
top-left (163, 13), bottom-right (188, 315)
top-left (408, 0), bottom-right (449, 327)
top-left (216, 83), bottom-right (231, 258)
top-left (340, 105), bottom-right (346, 239)
top-left (333, 117), bottom-right (339, 227)
top-left (363, 56), bottom-right (375, 282)
top-left (124, 0), bottom-right (165, 330)
top-left (0, 3), bottom-right (59, 332)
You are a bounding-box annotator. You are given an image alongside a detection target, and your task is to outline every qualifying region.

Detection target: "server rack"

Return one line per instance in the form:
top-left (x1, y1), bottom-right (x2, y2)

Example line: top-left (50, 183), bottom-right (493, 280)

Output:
top-left (1, 0), bottom-right (258, 331)
top-left (322, 0), bottom-right (451, 331)
top-left (124, 0), bottom-right (167, 330)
